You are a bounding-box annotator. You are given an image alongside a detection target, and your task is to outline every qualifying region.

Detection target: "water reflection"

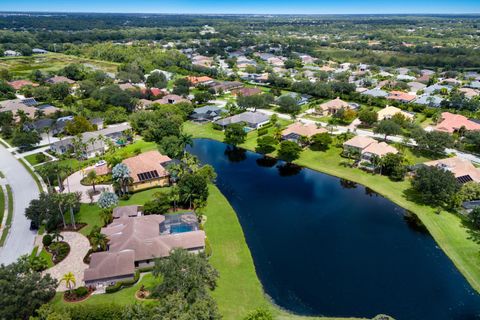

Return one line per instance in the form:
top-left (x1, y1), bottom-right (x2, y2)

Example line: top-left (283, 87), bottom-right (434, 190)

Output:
top-left (224, 146), bottom-right (247, 162)
top-left (277, 163), bottom-right (302, 177)
top-left (256, 156), bottom-right (278, 168)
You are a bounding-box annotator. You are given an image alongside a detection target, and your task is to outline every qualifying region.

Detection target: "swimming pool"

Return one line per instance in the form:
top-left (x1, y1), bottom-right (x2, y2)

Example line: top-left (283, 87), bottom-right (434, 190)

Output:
top-left (170, 224), bottom-right (195, 233)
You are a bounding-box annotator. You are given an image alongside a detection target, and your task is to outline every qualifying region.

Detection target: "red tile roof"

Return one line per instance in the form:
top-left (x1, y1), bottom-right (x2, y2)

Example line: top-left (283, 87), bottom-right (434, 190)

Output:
top-left (435, 112), bottom-right (480, 133)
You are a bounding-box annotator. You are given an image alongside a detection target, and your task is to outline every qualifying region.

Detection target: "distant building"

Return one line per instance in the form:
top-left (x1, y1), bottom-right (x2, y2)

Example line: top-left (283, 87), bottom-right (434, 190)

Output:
top-left (46, 76), bottom-right (76, 85)
top-left (423, 157), bottom-right (480, 184)
top-left (316, 97), bottom-right (351, 116)
top-left (215, 111), bottom-right (270, 130)
top-left (434, 112), bottom-right (480, 134)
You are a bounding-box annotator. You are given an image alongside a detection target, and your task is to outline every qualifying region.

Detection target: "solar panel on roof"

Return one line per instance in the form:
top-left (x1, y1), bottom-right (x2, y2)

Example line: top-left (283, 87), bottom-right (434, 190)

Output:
top-left (457, 175), bottom-right (473, 184)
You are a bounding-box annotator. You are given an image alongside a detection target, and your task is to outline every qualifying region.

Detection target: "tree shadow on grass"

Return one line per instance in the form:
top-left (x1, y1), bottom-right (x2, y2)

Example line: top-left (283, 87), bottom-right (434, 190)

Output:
top-left (461, 218), bottom-right (480, 245)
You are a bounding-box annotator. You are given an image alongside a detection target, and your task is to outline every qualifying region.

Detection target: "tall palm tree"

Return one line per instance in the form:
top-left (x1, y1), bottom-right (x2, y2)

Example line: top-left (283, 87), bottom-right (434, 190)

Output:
top-left (43, 126), bottom-right (51, 146)
top-left (65, 193), bottom-right (79, 229)
top-left (60, 272), bottom-right (76, 293)
top-left (179, 132), bottom-right (193, 155)
top-left (87, 136), bottom-right (97, 155)
top-left (53, 193), bottom-right (67, 229)
top-left (169, 186), bottom-right (180, 212)
top-left (86, 170), bottom-right (98, 192)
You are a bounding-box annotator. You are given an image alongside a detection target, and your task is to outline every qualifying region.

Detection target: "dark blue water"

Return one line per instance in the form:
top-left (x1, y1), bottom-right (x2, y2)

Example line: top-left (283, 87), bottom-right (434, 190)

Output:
top-left (188, 139), bottom-right (480, 320)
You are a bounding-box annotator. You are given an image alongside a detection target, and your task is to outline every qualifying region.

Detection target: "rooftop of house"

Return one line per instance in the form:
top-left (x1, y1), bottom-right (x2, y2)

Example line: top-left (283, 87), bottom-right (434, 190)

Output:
top-left (215, 111), bottom-right (270, 127)
top-left (424, 156), bottom-right (480, 183)
top-left (362, 141), bottom-right (398, 157)
top-left (377, 106), bottom-right (414, 120)
top-left (282, 122), bottom-right (327, 138)
top-left (153, 94), bottom-right (189, 105)
top-left (8, 80), bottom-right (38, 90)
top-left (84, 250), bottom-right (136, 282)
top-left (187, 76), bottom-right (213, 85)
top-left (122, 150), bottom-right (171, 184)
top-left (343, 136), bottom-right (377, 149)
top-left (113, 205), bottom-right (143, 219)
top-left (232, 87), bottom-right (262, 97)
top-left (46, 76), bottom-right (76, 84)
top-left (318, 97), bottom-right (350, 111)
top-left (434, 112), bottom-right (480, 133)
top-left (387, 91), bottom-right (416, 102)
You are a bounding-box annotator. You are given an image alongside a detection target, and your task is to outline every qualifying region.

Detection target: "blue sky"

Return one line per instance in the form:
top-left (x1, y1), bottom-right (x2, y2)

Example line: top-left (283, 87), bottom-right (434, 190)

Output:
top-left (1, 0), bottom-right (479, 14)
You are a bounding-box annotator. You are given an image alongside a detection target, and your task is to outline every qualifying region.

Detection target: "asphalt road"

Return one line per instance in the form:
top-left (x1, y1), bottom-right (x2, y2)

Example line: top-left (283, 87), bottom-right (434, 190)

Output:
top-left (0, 144), bottom-right (39, 265)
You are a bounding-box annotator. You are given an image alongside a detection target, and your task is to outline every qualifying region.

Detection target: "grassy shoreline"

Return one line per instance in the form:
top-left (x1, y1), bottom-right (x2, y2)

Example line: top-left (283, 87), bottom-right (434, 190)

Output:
top-left (183, 121), bottom-right (480, 295)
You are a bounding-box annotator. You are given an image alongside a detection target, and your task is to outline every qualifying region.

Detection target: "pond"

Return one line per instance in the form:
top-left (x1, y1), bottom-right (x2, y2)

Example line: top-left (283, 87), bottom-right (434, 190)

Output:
top-left (188, 139), bottom-right (480, 320)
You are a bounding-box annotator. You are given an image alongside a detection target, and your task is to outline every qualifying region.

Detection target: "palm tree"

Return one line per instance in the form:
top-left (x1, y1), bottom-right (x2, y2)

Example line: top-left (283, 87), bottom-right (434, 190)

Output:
top-left (90, 231), bottom-right (108, 252)
top-left (86, 170), bottom-right (98, 192)
top-left (100, 208), bottom-right (112, 226)
top-left (87, 136), bottom-right (97, 155)
top-left (169, 186), bottom-right (180, 212)
top-left (53, 193), bottom-right (67, 229)
top-left (179, 132), bottom-right (193, 155)
top-left (60, 272), bottom-right (76, 293)
top-left (65, 193), bottom-right (79, 229)
top-left (51, 229), bottom-right (64, 243)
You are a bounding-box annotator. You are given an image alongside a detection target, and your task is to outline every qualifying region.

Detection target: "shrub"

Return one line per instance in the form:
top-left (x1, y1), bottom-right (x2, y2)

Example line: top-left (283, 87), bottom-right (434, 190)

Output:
top-left (48, 241), bottom-right (70, 264)
top-left (243, 308), bottom-right (273, 320)
top-left (74, 286), bottom-right (89, 298)
top-left (35, 153), bottom-right (47, 163)
top-left (42, 234), bottom-right (53, 247)
top-left (120, 194), bottom-right (130, 201)
top-left (105, 270), bottom-right (140, 293)
top-left (257, 127), bottom-right (268, 136)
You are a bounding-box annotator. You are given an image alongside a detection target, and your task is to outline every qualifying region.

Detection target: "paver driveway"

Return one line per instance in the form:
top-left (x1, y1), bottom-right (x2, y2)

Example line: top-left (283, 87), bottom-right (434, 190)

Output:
top-left (44, 231), bottom-right (90, 291)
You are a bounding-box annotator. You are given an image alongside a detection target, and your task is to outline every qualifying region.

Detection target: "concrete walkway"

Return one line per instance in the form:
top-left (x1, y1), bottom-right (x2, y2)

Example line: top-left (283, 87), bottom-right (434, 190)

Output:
top-left (0, 144), bottom-right (39, 265)
top-left (44, 232), bottom-right (90, 292)
top-left (63, 168), bottom-right (113, 203)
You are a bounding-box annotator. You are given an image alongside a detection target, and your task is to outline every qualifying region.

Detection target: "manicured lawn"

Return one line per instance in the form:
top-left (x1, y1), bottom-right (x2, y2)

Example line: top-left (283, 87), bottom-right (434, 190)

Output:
top-left (0, 185), bottom-right (13, 246)
top-left (39, 247), bottom-right (54, 268)
top-left (24, 153), bottom-right (47, 166)
top-left (0, 186), bottom-right (4, 227)
top-left (186, 121), bottom-right (480, 296)
top-left (51, 273), bottom-right (158, 307)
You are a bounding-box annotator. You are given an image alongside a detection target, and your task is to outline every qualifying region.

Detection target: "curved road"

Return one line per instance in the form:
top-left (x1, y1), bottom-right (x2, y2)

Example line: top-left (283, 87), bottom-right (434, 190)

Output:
top-left (0, 144), bottom-right (39, 265)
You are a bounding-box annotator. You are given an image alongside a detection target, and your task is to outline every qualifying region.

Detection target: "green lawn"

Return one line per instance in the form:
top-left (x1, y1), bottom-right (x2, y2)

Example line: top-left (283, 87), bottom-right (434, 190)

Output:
top-left (0, 186), bottom-right (4, 227)
top-left (185, 121), bottom-right (480, 296)
top-left (0, 53), bottom-right (119, 77)
top-left (51, 273), bottom-right (158, 307)
top-left (0, 185), bottom-right (13, 246)
top-left (24, 153), bottom-right (47, 166)
top-left (39, 247), bottom-right (54, 268)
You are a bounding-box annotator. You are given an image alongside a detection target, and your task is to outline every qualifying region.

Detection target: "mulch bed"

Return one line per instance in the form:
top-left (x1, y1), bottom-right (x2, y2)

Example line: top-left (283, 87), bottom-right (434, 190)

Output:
top-left (46, 241), bottom-right (71, 265)
top-left (63, 288), bottom-right (95, 303)
top-left (60, 223), bottom-right (87, 232)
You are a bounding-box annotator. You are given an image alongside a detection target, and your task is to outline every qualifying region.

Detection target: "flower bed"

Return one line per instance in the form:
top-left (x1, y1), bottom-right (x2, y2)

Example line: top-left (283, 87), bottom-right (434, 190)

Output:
top-left (46, 241), bottom-right (71, 265)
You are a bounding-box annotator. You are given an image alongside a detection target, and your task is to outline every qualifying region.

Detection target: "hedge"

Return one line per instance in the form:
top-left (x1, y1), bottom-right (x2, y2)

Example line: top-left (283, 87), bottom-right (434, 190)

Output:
top-left (105, 270), bottom-right (140, 293)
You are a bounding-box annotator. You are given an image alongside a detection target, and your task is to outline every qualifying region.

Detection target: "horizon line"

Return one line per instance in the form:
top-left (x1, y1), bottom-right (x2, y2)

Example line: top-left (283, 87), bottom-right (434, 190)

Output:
top-left (1, 10), bottom-right (480, 16)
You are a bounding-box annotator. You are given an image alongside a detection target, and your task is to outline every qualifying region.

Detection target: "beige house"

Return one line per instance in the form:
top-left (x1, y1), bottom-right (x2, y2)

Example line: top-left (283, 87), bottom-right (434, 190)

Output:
top-left (84, 212), bottom-right (205, 287)
top-left (377, 106), bottom-right (414, 121)
top-left (122, 151), bottom-right (172, 192)
top-left (423, 157), bottom-right (480, 184)
top-left (316, 97), bottom-right (351, 116)
top-left (343, 135), bottom-right (398, 163)
top-left (281, 122), bottom-right (327, 142)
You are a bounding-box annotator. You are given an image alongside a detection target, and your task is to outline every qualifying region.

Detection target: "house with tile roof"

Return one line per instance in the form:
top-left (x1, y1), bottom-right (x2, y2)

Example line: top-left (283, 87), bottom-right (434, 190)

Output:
top-left (316, 97), bottom-right (351, 116)
top-left (84, 212), bottom-right (205, 287)
top-left (434, 112), bottom-right (480, 133)
top-left (122, 150), bottom-right (172, 192)
top-left (423, 157), bottom-right (480, 184)
top-left (281, 122), bottom-right (327, 143)
top-left (377, 106), bottom-right (414, 121)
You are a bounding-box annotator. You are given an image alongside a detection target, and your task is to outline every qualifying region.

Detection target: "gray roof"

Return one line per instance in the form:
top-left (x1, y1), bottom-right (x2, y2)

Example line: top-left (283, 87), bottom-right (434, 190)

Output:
top-left (193, 105), bottom-right (222, 114)
top-left (113, 205), bottom-right (142, 219)
top-left (467, 81), bottom-right (480, 89)
top-left (424, 84), bottom-right (452, 94)
top-left (361, 88), bottom-right (388, 98)
top-left (215, 111), bottom-right (270, 127)
top-left (414, 95), bottom-right (444, 106)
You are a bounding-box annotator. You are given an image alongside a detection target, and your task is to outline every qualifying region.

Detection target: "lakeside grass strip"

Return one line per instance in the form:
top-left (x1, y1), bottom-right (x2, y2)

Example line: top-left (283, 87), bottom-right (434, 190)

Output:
top-left (19, 158), bottom-right (43, 192)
